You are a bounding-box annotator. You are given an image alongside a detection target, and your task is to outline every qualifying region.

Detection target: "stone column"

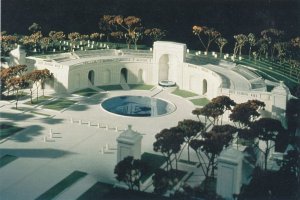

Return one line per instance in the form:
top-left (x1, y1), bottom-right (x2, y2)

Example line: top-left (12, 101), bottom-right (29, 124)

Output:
top-left (116, 125), bottom-right (143, 163)
top-left (217, 148), bottom-right (244, 200)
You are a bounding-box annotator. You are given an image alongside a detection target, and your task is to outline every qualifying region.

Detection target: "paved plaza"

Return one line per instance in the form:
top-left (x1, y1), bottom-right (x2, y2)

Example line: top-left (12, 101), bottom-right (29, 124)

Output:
top-left (0, 88), bottom-right (204, 200)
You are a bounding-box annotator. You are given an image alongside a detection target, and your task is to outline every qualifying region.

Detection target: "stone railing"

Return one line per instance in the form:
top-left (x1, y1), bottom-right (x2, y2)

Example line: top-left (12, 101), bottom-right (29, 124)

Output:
top-left (218, 87), bottom-right (272, 100)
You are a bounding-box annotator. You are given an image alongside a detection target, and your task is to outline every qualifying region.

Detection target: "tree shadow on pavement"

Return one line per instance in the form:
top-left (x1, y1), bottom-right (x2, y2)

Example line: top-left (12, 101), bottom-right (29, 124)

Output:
top-left (0, 148), bottom-right (76, 158)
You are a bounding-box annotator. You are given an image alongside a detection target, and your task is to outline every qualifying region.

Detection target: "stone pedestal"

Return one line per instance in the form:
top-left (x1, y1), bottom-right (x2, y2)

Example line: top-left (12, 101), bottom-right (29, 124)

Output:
top-left (217, 148), bottom-right (244, 200)
top-left (116, 125), bottom-right (142, 163)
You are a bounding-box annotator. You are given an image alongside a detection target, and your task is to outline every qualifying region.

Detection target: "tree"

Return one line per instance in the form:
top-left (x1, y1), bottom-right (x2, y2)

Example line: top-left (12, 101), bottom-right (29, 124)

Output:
top-left (110, 31), bottom-right (124, 44)
top-left (80, 34), bottom-right (89, 41)
top-left (261, 28), bottom-right (284, 60)
top-left (10, 65), bottom-right (27, 77)
top-left (273, 42), bottom-right (288, 63)
top-left (288, 59), bottom-right (300, 82)
top-left (26, 70), bottom-right (43, 102)
top-left (152, 169), bottom-right (182, 195)
top-left (256, 37), bottom-right (269, 60)
top-left (250, 118), bottom-right (285, 170)
top-left (278, 149), bottom-right (300, 186)
top-left (28, 22), bottom-right (41, 33)
top-left (40, 37), bottom-right (51, 52)
top-left (0, 65), bottom-right (27, 97)
top-left (99, 15), bottom-right (117, 42)
top-left (211, 95), bottom-right (236, 124)
top-left (247, 33), bottom-right (256, 59)
top-left (152, 169), bottom-right (170, 194)
top-left (153, 127), bottom-right (185, 171)
top-left (68, 32), bottom-right (81, 51)
top-left (233, 34), bottom-right (248, 58)
top-left (0, 34), bottom-right (18, 56)
top-left (113, 15), bottom-right (143, 50)
top-left (192, 25), bottom-right (220, 53)
top-left (114, 156), bottom-right (147, 191)
top-left (39, 69), bottom-right (52, 96)
top-left (215, 37), bottom-right (227, 57)
top-left (7, 77), bottom-right (28, 109)
top-left (22, 31), bottom-right (43, 51)
top-left (286, 98), bottom-right (300, 135)
top-left (229, 100), bottom-right (265, 128)
top-left (291, 36), bottom-right (300, 48)
top-left (190, 127), bottom-right (234, 179)
top-left (192, 102), bottom-right (223, 126)
top-left (144, 28), bottom-right (166, 42)
top-left (177, 119), bottom-right (205, 162)
top-left (49, 31), bottom-right (65, 51)
top-left (90, 33), bottom-right (100, 41)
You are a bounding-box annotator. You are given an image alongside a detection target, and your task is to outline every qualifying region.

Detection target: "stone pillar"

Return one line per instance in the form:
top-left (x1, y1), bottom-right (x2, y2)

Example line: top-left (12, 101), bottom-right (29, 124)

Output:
top-left (271, 81), bottom-right (289, 128)
top-left (217, 148), bottom-right (244, 200)
top-left (9, 45), bottom-right (26, 66)
top-left (116, 125), bottom-right (143, 163)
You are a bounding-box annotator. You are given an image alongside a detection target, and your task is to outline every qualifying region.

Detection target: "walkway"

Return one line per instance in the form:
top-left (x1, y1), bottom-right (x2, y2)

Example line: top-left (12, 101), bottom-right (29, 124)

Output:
top-left (0, 88), bottom-right (201, 200)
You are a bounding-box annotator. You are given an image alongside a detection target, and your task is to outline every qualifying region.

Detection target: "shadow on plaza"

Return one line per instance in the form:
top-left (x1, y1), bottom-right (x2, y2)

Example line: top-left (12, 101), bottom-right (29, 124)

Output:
top-left (68, 93), bottom-right (108, 111)
top-left (38, 117), bottom-right (65, 124)
top-left (1, 111), bottom-right (35, 121)
top-left (0, 148), bottom-right (75, 158)
top-left (7, 124), bottom-right (45, 143)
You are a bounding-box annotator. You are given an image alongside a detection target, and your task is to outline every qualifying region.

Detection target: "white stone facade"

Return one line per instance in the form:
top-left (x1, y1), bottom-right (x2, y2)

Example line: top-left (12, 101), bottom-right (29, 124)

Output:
top-left (11, 41), bottom-right (290, 119)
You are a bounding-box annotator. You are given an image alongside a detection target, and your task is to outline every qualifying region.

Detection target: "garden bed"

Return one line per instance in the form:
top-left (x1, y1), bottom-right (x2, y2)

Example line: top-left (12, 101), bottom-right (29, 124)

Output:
top-left (36, 171), bottom-right (87, 200)
top-left (97, 85), bottom-right (123, 91)
top-left (72, 88), bottom-right (98, 97)
top-left (190, 98), bottom-right (210, 106)
top-left (128, 84), bottom-right (154, 90)
top-left (43, 98), bottom-right (76, 110)
top-left (172, 88), bottom-right (198, 98)
top-left (140, 152), bottom-right (166, 183)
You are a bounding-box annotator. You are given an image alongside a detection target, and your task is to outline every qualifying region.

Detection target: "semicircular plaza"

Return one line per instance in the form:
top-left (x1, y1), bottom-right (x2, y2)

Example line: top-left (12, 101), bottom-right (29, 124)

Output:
top-left (26, 41), bottom-right (289, 117)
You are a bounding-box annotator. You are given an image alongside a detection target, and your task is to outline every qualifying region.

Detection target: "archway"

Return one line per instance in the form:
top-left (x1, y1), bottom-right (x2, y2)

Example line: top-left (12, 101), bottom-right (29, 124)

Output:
top-left (120, 68), bottom-right (128, 83)
top-left (158, 54), bottom-right (179, 82)
top-left (203, 79), bottom-right (207, 95)
top-left (158, 54), bottom-right (169, 81)
top-left (88, 70), bottom-right (95, 85)
top-left (138, 69), bottom-right (144, 83)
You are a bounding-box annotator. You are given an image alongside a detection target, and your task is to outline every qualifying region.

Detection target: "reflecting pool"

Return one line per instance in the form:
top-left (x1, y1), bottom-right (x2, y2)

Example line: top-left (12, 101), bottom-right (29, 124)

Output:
top-left (101, 96), bottom-right (176, 117)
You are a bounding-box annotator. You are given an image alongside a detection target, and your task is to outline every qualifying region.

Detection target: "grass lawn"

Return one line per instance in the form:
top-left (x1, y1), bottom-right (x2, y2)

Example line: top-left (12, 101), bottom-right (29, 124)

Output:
top-left (0, 122), bottom-right (23, 140)
top-left (72, 88), bottom-right (98, 97)
top-left (43, 98), bottom-right (76, 110)
top-left (30, 111), bottom-right (52, 117)
top-left (77, 182), bottom-right (113, 200)
top-left (24, 96), bottom-right (52, 105)
top-left (35, 171), bottom-right (87, 200)
top-left (140, 152), bottom-right (166, 183)
top-left (129, 84), bottom-right (154, 90)
top-left (190, 98), bottom-right (210, 106)
top-left (97, 85), bottom-right (123, 91)
top-left (172, 88), bottom-right (198, 98)
top-left (0, 155), bottom-right (18, 168)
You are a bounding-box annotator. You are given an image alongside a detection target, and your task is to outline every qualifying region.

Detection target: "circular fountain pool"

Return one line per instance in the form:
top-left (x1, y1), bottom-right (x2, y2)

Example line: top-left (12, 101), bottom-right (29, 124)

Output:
top-left (101, 96), bottom-right (176, 117)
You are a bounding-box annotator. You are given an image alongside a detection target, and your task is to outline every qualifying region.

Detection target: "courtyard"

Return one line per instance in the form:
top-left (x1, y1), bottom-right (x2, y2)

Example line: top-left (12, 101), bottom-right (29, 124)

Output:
top-left (0, 86), bottom-right (205, 199)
